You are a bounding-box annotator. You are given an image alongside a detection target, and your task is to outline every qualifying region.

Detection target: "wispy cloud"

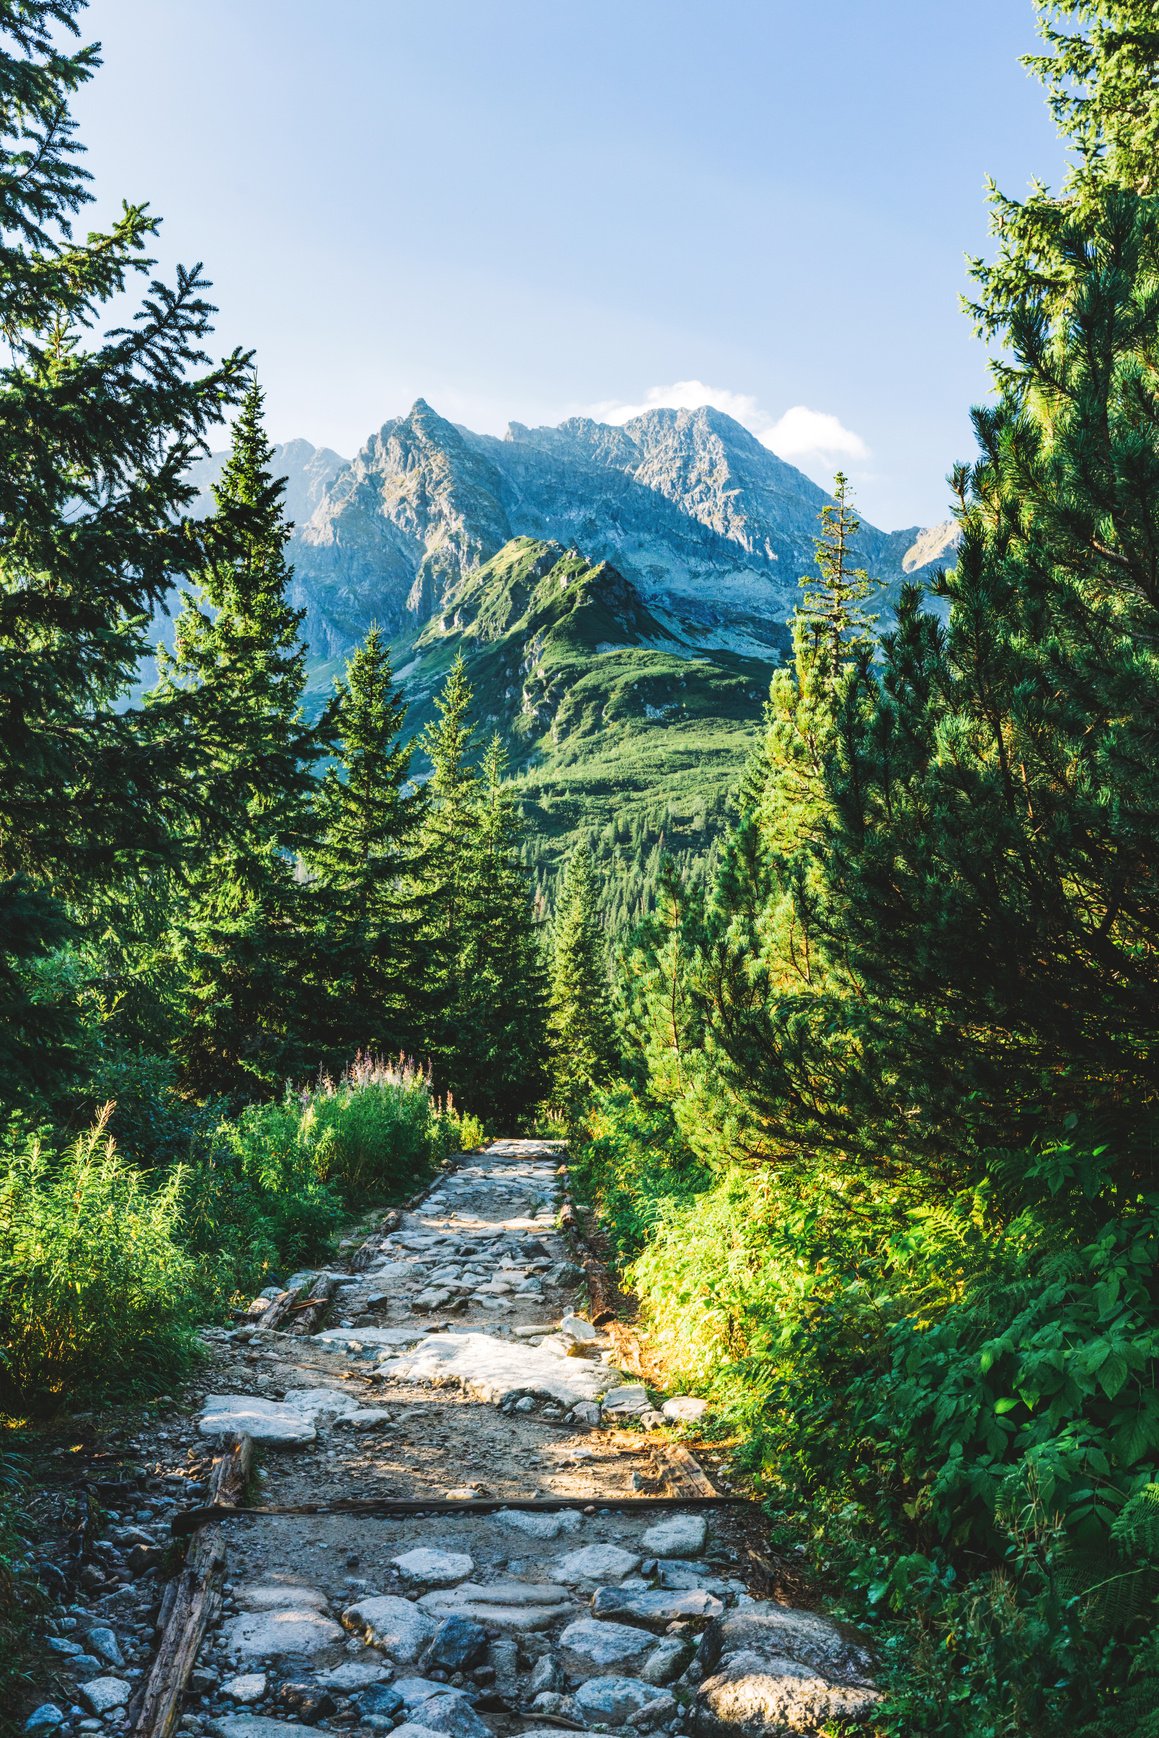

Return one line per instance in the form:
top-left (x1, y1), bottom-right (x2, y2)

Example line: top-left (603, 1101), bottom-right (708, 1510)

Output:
top-left (764, 404), bottom-right (868, 464)
top-left (585, 379), bottom-right (868, 470)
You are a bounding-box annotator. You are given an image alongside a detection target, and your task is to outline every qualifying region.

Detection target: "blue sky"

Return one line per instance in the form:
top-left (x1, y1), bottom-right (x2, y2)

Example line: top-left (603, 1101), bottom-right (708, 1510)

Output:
top-left (75, 0), bottom-right (1066, 529)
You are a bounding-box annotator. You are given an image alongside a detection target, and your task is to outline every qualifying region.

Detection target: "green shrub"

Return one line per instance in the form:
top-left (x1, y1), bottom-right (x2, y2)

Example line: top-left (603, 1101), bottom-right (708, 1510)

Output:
top-left (0, 1113), bottom-right (196, 1406)
top-left (574, 1095), bottom-right (1159, 1736)
top-left (219, 1054), bottom-right (483, 1216)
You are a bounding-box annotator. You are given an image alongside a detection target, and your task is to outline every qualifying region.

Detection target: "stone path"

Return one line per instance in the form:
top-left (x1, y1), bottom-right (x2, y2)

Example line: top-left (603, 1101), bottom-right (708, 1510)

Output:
top-left (28, 1143), bottom-right (879, 1738)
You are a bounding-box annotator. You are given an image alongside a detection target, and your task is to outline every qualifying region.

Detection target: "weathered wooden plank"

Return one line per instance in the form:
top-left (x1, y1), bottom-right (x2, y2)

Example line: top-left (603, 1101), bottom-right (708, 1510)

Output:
top-left (288, 1273), bottom-right (337, 1336)
top-left (129, 1436), bottom-right (252, 1738)
top-left (664, 1442), bottom-right (720, 1498)
top-left (254, 1284), bottom-right (303, 1332)
top-left (170, 1488), bottom-right (751, 1537)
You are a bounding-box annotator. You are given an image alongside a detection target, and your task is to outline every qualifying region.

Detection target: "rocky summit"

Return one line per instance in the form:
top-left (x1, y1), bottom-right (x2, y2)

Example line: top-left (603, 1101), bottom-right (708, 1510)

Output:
top-left (283, 400), bottom-right (954, 662)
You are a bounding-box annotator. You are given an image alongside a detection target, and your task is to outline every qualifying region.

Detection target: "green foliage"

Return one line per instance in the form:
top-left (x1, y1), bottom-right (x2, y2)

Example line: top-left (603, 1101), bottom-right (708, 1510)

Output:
top-left (453, 737), bottom-right (548, 1124)
top-left (219, 1053), bottom-right (479, 1211)
top-left (413, 660), bottom-right (548, 1122)
top-left (547, 847), bottom-right (618, 1116)
top-left (575, 1094), bottom-right (1159, 1735)
top-left (0, 1113), bottom-right (195, 1406)
top-left (0, 1055), bottom-right (474, 1412)
top-left (798, 471), bottom-right (879, 662)
top-left (309, 627), bottom-right (421, 1064)
top-left (0, 0), bottom-right (246, 1107)
top-left (160, 376), bottom-right (327, 1098)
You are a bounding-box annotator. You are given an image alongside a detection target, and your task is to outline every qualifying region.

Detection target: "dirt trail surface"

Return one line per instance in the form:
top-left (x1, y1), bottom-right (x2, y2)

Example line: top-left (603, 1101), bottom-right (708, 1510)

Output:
top-left (27, 1143), bottom-right (879, 1738)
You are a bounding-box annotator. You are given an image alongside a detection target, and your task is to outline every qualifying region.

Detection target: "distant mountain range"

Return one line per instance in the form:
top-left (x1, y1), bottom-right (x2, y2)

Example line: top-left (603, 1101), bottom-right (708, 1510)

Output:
top-left (190, 399), bottom-right (956, 666)
top-left (186, 401), bottom-right (958, 910)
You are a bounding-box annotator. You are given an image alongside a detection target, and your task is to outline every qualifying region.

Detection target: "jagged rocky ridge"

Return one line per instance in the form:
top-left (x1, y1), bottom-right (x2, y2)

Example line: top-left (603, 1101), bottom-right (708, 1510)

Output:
top-left (195, 401), bottom-right (953, 664)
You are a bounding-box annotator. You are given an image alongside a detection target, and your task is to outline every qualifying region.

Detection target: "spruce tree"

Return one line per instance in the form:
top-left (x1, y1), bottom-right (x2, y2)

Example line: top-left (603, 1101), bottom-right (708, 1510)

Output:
top-left (547, 847), bottom-right (617, 1115)
top-left (455, 735), bottom-right (547, 1123)
top-left (161, 378), bottom-right (324, 1096)
top-left (0, 0), bottom-right (246, 1103)
top-left (310, 626), bottom-right (420, 1064)
top-left (412, 654), bottom-right (479, 1077)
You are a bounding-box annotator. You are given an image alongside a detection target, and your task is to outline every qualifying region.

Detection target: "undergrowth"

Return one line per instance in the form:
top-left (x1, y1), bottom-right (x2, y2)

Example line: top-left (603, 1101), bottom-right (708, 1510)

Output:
top-left (0, 1054), bottom-right (483, 1411)
top-left (572, 1087), bottom-right (1159, 1737)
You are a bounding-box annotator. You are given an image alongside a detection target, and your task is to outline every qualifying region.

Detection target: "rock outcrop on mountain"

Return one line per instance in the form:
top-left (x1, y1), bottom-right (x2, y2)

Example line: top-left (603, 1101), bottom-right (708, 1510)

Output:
top-left (285, 401), bottom-right (957, 661)
top-left (187, 438), bottom-right (347, 529)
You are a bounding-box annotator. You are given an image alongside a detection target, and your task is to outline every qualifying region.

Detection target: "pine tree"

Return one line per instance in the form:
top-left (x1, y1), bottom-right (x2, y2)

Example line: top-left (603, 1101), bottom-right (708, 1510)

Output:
top-left (813, 1), bottom-right (1159, 1166)
top-left (547, 847), bottom-right (617, 1114)
top-left (455, 735), bottom-right (547, 1123)
top-left (161, 378), bottom-right (324, 1096)
top-left (0, 1), bottom-right (246, 1104)
top-left (412, 654), bottom-right (479, 1077)
top-left (310, 626), bottom-right (420, 1064)
top-left (798, 473), bottom-right (879, 669)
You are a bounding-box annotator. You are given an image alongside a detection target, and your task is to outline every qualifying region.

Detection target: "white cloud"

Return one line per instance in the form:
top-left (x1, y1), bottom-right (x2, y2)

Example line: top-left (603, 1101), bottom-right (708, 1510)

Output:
top-left (763, 404), bottom-right (868, 464)
top-left (588, 379), bottom-right (766, 429)
top-left (585, 379), bottom-right (868, 471)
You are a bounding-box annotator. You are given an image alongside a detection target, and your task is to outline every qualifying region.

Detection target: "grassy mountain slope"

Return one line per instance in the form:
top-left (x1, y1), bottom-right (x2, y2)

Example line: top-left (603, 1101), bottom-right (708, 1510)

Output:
top-left (308, 536), bottom-right (773, 921)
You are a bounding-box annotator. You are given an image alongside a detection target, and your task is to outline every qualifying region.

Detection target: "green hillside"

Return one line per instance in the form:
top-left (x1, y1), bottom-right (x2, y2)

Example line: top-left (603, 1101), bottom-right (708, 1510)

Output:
top-left (308, 536), bottom-right (775, 921)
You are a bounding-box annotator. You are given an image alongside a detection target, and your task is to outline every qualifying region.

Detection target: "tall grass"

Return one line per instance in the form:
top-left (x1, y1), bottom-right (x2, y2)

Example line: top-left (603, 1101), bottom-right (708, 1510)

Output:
top-left (0, 1110), bottom-right (195, 1406)
top-left (0, 1056), bottom-right (484, 1411)
top-left (218, 1052), bottom-right (482, 1210)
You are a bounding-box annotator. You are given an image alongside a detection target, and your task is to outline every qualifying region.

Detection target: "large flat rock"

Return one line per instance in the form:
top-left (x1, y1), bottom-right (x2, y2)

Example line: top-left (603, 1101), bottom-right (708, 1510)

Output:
top-left (199, 1386), bottom-right (390, 1443)
top-left (220, 1606), bottom-right (344, 1661)
top-left (555, 1544), bottom-right (641, 1584)
top-left (592, 1586), bottom-right (725, 1628)
top-left (692, 1604), bottom-right (879, 1737)
top-left (418, 1581), bottom-right (574, 1633)
top-left (382, 1332), bottom-right (620, 1407)
top-left (494, 1508), bottom-right (582, 1540)
top-left (693, 1657), bottom-right (880, 1736)
top-left (236, 1583), bottom-right (329, 1612)
top-left (197, 1396), bottom-right (316, 1446)
top-left (698, 1606), bottom-right (876, 1685)
top-left (390, 1681), bottom-right (491, 1738)
top-left (558, 1617), bottom-right (654, 1679)
top-left (211, 1721), bottom-right (329, 1738)
top-left (642, 1514), bottom-right (708, 1556)
top-left (315, 1326), bottom-right (427, 1354)
top-left (574, 1675), bottom-right (676, 1727)
top-left (342, 1595), bottom-right (438, 1664)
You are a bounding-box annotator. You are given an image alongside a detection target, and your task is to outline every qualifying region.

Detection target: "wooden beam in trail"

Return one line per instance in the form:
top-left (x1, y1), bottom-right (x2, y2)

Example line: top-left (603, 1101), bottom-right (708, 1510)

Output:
top-left (255, 1284), bottom-right (304, 1332)
top-left (170, 1489), bottom-right (753, 1538)
top-left (129, 1434), bottom-right (253, 1738)
top-left (288, 1272), bottom-right (337, 1336)
top-left (664, 1442), bottom-right (722, 1498)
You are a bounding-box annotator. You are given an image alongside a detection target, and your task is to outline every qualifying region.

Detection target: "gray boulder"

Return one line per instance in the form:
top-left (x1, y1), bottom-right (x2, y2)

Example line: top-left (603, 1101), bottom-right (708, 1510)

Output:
top-left (591, 1586), bottom-right (724, 1629)
top-left (573, 1676), bottom-right (675, 1727)
top-left (691, 1604), bottom-right (879, 1736)
top-left (558, 1617), bottom-right (653, 1679)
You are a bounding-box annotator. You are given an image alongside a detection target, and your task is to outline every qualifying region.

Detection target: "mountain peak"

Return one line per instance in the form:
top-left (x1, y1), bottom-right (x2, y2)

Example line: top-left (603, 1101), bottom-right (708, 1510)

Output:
top-left (291, 399), bottom-right (950, 661)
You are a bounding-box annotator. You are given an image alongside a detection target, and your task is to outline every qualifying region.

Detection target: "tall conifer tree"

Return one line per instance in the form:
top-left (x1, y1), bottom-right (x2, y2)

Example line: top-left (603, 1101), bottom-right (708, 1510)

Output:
top-left (0, 0), bottom-right (246, 1103)
top-left (455, 735), bottom-right (547, 1122)
top-left (412, 654), bottom-right (479, 1075)
top-left (161, 378), bottom-right (323, 1095)
top-left (547, 847), bottom-right (616, 1114)
top-left (310, 626), bottom-right (420, 1063)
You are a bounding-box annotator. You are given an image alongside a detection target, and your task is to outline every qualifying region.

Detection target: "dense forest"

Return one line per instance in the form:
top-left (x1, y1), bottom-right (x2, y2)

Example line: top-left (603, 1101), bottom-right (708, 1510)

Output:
top-left (2, 1), bottom-right (1159, 1735)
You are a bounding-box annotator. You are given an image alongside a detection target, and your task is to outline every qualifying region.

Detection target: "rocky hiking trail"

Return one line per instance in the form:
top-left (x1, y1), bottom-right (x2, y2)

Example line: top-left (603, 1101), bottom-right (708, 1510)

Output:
top-left (27, 1142), bottom-right (880, 1738)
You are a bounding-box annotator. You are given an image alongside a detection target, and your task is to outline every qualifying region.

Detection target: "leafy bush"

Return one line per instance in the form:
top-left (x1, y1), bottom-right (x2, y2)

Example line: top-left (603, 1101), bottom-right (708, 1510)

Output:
top-left (0, 1112), bottom-right (195, 1406)
top-left (217, 1054), bottom-right (482, 1212)
top-left (574, 1095), bottom-right (1159, 1736)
